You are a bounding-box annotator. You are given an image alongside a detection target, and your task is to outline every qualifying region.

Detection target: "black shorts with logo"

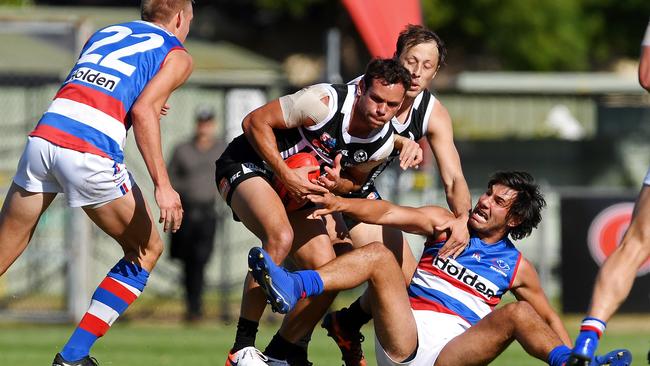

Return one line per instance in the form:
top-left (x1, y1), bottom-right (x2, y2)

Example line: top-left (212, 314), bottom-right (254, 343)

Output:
top-left (214, 137), bottom-right (273, 207)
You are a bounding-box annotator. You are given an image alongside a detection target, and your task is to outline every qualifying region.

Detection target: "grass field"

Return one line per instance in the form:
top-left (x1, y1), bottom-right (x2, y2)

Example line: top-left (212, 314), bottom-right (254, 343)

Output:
top-left (0, 315), bottom-right (647, 365)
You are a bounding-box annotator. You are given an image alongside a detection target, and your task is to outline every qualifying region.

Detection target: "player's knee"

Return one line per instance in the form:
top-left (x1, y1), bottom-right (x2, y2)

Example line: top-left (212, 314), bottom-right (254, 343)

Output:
top-left (148, 237), bottom-right (164, 259)
top-left (621, 224), bottom-right (650, 257)
top-left (507, 301), bottom-right (536, 324)
top-left (131, 235), bottom-right (164, 262)
top-left (264, 227), bottom-right (294, 262)
top-left (365, 241), bottom-right (396, 266)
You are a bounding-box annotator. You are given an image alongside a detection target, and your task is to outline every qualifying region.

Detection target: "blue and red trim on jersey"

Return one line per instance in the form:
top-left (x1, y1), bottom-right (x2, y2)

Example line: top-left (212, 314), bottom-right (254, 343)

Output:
top-left (30, 115), bottom-right (124, 163)
top-left (29, 125), bottom-right (112, 160)
top-left (55, 83), bottom-right (127, 124)
top-left (408, 281), bottom-right (482, 325)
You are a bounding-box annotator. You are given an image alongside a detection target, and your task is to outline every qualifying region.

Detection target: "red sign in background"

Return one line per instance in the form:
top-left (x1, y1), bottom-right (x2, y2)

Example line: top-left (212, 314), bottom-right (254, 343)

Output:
top-left (341, 0), bottom-right (422, 58)
top-left (587, 202), bottom-right (650, 276)
top-left (561, 195), bottom-right (649, 313)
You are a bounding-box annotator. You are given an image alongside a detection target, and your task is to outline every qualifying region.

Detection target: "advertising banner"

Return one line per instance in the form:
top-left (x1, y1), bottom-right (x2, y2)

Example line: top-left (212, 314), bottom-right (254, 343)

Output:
top-left (561, 194), bottom-right (650, 313)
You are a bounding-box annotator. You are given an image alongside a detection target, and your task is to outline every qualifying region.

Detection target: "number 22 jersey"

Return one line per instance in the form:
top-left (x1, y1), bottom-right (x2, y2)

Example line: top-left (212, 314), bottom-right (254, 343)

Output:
top-left (30, 21), bottom-right (185, 164)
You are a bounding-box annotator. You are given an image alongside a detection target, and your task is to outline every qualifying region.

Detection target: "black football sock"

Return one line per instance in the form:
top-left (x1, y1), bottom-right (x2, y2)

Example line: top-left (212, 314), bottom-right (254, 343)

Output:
top-left (264, 333), bottom-right (292, 360)
top-left (341, 297), bottom-right (372, 331)
top-left (231, 317), bottom-right (259, 353)
top-left (265, 333), bottom-right (312, 365)
top-left (293, 331), bottom-right (313, 365)
top-left (286, 340), bottom-right (311, 366)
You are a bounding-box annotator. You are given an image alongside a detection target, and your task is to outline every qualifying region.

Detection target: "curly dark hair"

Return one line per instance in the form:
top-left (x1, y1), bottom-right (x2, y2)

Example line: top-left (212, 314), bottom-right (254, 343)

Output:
top-left (361, 58), bottom-right (412, 94)
top-left (488, 171), bottom-right (546, 240)
top-left (395, 24), bottom-right (447, 69)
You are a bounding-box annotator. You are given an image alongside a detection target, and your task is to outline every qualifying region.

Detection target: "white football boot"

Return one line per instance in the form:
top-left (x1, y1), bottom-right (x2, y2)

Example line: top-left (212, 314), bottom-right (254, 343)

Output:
top-left (225, 347), bottom-right (269, 366)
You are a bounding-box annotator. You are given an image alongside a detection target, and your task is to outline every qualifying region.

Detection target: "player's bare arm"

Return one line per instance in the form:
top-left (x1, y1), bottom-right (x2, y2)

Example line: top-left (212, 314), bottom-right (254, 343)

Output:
top-left (510, 257), bottom-right (572, 346)
top-left (131, 49), bottom-right (192, 233)
top-left (242, 88), bottom-right (329, 200)
top-left (426, 100), bottom-right (471, 258)
top-left (639, 44), bottom-right (650, 92)
top-left (309, 193), bottom-right (453, 236)
top-left (393, 134), bottom-right (423, 170)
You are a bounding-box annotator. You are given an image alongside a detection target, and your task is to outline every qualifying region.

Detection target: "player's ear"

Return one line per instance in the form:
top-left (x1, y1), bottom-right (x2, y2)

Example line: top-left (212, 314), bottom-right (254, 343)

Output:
top-left (175, 9), bottom-right (183, 29)
top-left (506, 214), bottom-right (522, 229)
top-left (358, 79), bottom-right (365, 95)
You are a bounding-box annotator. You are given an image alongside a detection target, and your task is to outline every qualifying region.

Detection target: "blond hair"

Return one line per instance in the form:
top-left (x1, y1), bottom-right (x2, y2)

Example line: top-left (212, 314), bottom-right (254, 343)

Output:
top-left (141, 0), bottom-right (192, 23)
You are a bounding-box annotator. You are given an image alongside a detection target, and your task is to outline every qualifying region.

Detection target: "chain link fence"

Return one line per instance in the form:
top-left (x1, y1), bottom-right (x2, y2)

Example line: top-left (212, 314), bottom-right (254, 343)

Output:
top-left (0, 78), bottom-right (277, 322)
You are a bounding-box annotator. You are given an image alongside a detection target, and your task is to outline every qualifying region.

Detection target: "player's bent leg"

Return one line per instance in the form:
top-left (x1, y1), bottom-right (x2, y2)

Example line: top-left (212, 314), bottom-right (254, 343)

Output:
top-left (229, 177), bottom-right (296, 357)
top-left (278, 210), bottom-right (343, 339)
top-left (56, 186), bottom-right (157, 362)
top-left (298, 240), bottom-right (416, 363)
top-left (571, 187), bottom-right (650, 363)
top-left (292, 214), bottom-right (366, 366)
top-left (333, 223), bottom-right (416, 365)
top-left (589, 185), bottom-right (650, 322)
top-left (572, 246), bottom-right (643, 365)
top-left (435, 301), bottom-right (569, 366)
top-left (0, 183), bottom-right (56, 275)
top-left (248, 247), bottom-right (321, 314)
top-left (231, 177), bottom-right (295, 320)
top-left (360, 243), bottom-right (417, 363)
top-left (231, 177), bottom-right (294, 260)
top-left (349, 222), bottom-right (417, 283)
top-left (267, 212), bottom-right (341, 365)
top-left (83, 185), bottom-right (163, 270)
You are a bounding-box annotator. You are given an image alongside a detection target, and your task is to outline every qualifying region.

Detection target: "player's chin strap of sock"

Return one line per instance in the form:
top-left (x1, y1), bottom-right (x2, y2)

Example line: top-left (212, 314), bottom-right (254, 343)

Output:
top-left (60, 259), bottom-right (149, 362)
top-left (572, 317), bottom-right (606, 359)
top-left (548, 345), bottom-right (571, 366)
top-left (296, 270), bottom-right (324, 298)
top-left (579, 317), bottom-right (606, 338)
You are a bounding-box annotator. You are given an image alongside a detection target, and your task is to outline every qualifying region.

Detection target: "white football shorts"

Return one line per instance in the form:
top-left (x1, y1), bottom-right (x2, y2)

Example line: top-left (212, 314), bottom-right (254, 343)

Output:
top-left (375, 310), bottom-right (469, 366)
top-left (13, 136), bottom-right (134, 208)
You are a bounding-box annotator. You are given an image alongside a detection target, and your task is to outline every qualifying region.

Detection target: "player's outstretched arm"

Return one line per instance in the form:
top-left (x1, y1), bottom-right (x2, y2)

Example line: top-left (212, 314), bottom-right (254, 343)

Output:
top-left (426, 100), bottom-right (471, 258)
top-left (131, 49), bottom-right (193, 233)
top-left (510, 258), bottom-right (572, 346)
top-left (308, 193), bottom-right (453, 236)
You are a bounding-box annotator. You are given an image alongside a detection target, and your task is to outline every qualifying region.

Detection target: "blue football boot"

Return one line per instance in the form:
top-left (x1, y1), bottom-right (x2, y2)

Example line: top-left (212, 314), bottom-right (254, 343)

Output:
top-left (247, 247), bottom-right (303, 314)
top-left (568, 331), bottom-right (600, 365)
top-left (594, 349), bottom-right (632, 366)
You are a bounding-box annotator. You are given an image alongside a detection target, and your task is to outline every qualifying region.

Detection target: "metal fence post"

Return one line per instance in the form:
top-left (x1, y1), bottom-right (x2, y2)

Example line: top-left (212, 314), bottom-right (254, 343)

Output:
top-left (65, 208), bottom-right (91, 322)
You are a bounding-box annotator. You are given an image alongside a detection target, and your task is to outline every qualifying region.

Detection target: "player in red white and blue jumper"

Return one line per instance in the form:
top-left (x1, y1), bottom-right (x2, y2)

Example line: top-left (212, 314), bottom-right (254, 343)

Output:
top-left (250, 171), bottom-right (631, 366)
top-left (0, 1), bottom-right (194, 365)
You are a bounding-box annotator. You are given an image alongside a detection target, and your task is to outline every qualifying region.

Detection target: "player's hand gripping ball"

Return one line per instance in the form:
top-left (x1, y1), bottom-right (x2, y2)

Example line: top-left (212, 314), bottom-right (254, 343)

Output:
top-left (273, 152), bottom-right (320, 212)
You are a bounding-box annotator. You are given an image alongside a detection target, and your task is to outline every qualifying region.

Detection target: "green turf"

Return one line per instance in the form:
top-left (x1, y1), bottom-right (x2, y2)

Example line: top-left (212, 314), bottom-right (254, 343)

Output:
top-left (0, 319), bottom-right (647, 365)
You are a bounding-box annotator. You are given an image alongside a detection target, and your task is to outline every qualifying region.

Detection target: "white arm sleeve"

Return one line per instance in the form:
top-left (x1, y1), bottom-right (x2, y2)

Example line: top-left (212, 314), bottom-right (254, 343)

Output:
top-left (278, 85), bottom-right (332, 128)
top-left (643, 20), bottom-right (650, 46)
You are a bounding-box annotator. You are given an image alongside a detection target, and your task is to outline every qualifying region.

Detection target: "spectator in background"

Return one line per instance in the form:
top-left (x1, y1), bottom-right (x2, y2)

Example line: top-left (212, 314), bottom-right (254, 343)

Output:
top-left (569, 19), bottom-right (650, 365)
top-left (168, 107), bottom-right (224, 323)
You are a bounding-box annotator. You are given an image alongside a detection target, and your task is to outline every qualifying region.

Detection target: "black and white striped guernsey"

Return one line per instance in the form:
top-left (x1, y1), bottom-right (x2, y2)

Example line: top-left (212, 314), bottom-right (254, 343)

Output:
top-left (357, 88), bottom-right (436, 194)
top-left (225, 83), bottom-right (395, 174)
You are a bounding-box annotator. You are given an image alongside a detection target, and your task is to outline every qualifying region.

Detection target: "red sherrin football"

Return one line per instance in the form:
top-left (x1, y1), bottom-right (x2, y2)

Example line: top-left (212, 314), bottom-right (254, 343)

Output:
top-left (273, 152), bottom-right (320, 212)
